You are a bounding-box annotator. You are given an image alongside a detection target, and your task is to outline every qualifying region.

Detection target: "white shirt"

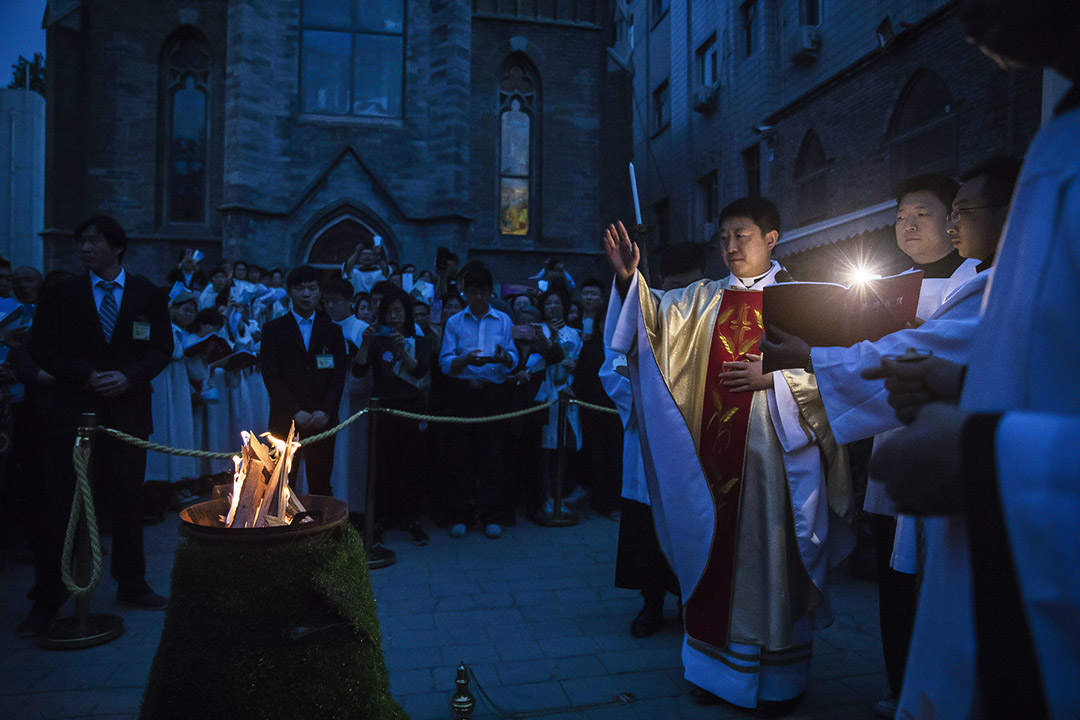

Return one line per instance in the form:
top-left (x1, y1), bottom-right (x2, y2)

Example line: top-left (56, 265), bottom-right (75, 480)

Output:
top-left (291, 310), bottom-right (315, 351)
top-left (438, 305), bottom-right (517, 383)
top-left (90, 268), bottom-right (126, 314)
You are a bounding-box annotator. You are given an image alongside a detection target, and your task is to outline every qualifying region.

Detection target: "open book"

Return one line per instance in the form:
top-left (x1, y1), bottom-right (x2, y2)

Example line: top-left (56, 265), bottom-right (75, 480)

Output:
top-left (183, 333), bottom-right (234, 363)
top-left (761, 270), bottom-right (924, 373)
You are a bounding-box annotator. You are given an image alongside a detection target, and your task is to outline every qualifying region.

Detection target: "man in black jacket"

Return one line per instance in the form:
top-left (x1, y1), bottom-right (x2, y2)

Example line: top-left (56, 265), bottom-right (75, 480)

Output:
top-left (22, 216), bottom-right (173, 636)
top-left (260, 266), bottom-right (348, 496)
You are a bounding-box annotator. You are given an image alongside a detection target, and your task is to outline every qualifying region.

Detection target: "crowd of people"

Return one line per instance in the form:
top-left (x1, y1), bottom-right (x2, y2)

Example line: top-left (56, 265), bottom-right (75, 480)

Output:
top-left (0, 2), bottom-right (1075, 718)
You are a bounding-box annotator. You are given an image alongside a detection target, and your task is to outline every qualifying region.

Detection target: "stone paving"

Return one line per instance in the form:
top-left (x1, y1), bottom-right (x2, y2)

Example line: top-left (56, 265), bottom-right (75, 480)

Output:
top-left (0, 510), bottom-right (887, 719)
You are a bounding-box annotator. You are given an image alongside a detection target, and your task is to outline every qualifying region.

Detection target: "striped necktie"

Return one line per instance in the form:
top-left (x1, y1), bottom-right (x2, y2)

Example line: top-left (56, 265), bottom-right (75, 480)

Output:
top-left (98, 280), bottom-right (119, 342)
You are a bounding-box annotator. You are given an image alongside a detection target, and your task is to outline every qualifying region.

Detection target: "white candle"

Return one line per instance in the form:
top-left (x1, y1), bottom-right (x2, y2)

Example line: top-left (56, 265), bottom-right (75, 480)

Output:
top-left (629, 162), bottom-right (642, 224)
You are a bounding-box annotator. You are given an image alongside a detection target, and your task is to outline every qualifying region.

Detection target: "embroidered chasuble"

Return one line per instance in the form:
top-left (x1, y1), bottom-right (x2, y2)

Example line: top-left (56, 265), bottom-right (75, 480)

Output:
top-left (610, 266), bottom-right (850, 709)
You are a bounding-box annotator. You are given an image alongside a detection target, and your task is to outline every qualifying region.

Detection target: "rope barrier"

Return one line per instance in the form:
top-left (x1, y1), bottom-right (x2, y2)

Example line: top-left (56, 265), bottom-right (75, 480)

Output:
top-left (87, 398), bottom-right (619, 459)
top-left (61, 437), bottom-right (105, 596)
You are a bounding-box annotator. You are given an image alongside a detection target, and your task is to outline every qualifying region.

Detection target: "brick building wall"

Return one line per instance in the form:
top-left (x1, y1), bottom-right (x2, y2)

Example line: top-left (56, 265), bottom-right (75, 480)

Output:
top-left (42, 0), bottom-right (628, 286)
top-left (627, 0), bottom-right (1043, 281)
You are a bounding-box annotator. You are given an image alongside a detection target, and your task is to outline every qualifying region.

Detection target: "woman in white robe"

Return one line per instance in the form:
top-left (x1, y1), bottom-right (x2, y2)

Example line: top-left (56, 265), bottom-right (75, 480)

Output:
top-left (147, 293), bottom-right (199, 483)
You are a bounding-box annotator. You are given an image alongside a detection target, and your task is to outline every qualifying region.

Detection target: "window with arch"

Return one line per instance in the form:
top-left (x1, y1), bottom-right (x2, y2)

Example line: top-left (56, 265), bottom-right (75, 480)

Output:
top-left (498, 58), bottom-right (539, 238)
top-left (162, 29), bottom-right (210, 225)
top-left (889, 70), bottom-right (956, 180)
top-left (794, 129), bottom-right (828, 226)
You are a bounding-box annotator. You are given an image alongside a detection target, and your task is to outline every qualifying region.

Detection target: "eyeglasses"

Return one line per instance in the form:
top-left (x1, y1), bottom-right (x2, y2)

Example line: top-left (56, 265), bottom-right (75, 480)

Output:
top-left (947, 205), bottom-right (1001, 224)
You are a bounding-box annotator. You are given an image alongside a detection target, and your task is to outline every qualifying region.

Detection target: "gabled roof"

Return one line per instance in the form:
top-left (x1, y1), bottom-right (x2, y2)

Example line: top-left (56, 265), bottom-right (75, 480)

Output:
top-left (43, 0), bottom-right (81, 29)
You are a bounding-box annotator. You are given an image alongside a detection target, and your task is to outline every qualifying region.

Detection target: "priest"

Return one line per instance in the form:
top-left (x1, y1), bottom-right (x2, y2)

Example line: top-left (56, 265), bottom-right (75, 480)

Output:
top-left (603, 198), bottom-right (851, 714)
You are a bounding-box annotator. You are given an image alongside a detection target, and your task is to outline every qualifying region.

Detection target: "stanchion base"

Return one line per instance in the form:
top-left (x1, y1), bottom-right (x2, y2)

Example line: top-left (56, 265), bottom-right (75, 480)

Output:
top-left (37, 613), bottom-right (124, 650)
top-left (367, 544), bottom-right (397, 570)
top-left (536, 510), bottom-right (580, 527)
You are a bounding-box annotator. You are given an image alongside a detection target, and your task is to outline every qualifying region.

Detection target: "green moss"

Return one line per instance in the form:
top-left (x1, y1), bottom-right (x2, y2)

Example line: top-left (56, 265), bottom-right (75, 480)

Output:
top-left (141, 524), bottom-right (408, 720)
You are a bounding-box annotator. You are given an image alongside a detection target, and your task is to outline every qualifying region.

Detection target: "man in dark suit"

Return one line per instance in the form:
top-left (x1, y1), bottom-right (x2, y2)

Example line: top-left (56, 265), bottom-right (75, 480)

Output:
top-left (260, 266), bottom-right (348, 496)
top-left (21, 215), bottom-right (173, 636)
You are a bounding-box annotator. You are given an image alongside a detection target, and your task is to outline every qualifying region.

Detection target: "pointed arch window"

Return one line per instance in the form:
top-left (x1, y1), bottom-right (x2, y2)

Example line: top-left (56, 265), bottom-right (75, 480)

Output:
top-left (889, 70), bottom-right (956, 180)
top-left (794, 129), bottom-right (828, 226)
top-left (498, 59), bottom-right (539, 238)
top-left (162, 30), bottom-right (210, 225)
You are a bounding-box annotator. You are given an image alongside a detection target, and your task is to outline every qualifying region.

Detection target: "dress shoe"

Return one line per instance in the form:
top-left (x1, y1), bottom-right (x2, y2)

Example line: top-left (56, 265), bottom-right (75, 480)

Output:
top-left (873, 695), bottom-right (898, 718)
top-left (484, 523), bottom-right (503, 539)
top-left (16, 604), bottom-right (59, 638)
top-left (690, 686), bottom-right (728, 706)
top-left (449, 523), bottom-right (467, 539)
top-left (117, 588), bottom-right (169, 610)
top-left (630, 605), bottom-right (663, 638)
top-left (756, 693), bottom-right (805, 718)
top-left (406, 521), bottom-right (430, 546)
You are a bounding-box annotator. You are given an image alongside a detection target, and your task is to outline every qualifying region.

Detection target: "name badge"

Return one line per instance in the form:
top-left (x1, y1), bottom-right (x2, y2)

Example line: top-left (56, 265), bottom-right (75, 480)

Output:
top-left (316, 354), bottom-right (335, 370)
top-left (132, 322), bottom-right (151, 341)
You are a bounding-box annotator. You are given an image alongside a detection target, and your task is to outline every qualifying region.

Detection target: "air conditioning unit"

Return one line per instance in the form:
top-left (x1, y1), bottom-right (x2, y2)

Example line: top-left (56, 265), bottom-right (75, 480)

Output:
top-left (787, 26), bottom-right (821, 64)
top-left (693, 83), bottom-right (719, 114)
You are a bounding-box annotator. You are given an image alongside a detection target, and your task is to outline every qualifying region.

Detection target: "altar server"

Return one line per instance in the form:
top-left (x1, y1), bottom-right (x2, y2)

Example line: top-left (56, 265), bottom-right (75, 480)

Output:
top-left (146, 284), bottom-right (199, 485)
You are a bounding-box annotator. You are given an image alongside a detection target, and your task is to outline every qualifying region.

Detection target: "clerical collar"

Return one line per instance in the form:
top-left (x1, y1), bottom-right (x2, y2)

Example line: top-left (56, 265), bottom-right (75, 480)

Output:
top-left (913, 250), bottom-right (965, 279)
top-left (733, 265), bottom-right (774, 289)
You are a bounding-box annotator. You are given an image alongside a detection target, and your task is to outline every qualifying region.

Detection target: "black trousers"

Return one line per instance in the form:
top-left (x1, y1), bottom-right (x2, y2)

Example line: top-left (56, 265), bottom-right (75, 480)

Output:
top-left (296, 435), bottom-right (336, 497)
top-left (577, 409), bottom-right (623, 514)
top-left (872, 513), bottom-right (920, 697)
top-left (615, 499), bottom-right (680, 605)
top-left (442, 379), bottom-right (509, 525)
top-left (32, 429), bottom-right (149, 607)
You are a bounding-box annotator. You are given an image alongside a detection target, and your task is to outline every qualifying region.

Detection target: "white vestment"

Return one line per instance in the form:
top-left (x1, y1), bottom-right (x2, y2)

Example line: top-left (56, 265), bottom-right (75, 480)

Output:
top-left (898, 102), bottom-right (1080, 720)
top-left (608, 261), bottom-right (844, 708)
top-left (147, 324), bottom-right (198, 482)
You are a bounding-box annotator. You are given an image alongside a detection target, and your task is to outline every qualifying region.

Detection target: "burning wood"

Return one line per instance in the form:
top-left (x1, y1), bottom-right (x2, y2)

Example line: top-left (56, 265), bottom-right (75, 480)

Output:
top-left (222, 423), bottom-right (311, 528)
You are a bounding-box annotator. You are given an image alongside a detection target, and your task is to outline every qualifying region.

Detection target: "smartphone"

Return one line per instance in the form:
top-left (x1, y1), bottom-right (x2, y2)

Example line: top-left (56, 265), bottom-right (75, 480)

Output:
top-left (375, 325), bottom-right (396, 337)
top-left (511, 324), bottom-right (537, 341)
top-left (372, 235), bottom-right (383, 247)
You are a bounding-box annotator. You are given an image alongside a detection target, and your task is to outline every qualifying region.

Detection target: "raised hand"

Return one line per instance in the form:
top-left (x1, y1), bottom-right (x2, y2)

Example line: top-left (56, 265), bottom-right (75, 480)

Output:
top-left (603, 221), bottom-right (640, 282)
top-left (861, 355), bottom-right (965, 424)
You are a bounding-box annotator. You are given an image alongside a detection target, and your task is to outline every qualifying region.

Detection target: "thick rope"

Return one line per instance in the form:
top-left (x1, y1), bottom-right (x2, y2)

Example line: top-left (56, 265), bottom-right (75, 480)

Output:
top-left (89, 398), bottom-right (615, 458)
top-left (61, 437), bottom-right (105, 596)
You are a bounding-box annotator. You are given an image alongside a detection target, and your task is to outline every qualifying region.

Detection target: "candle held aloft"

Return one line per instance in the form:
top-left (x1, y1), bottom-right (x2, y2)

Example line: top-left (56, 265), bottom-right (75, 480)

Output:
top-left (629, 162), bottom-right (642, 224)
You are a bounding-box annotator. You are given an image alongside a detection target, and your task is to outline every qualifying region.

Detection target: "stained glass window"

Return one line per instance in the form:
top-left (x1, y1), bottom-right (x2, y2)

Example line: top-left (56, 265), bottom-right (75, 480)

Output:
top-left (498, 60), bottom-right (538, 238)
top-left (301, 0), bottom-right (405, 118)
top-left (163, 31), bottom-right (210, 224)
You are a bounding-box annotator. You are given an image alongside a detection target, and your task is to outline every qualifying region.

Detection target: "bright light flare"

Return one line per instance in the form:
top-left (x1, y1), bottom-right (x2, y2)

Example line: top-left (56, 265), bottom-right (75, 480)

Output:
top-left (847, 265), bottom-right (882, 286)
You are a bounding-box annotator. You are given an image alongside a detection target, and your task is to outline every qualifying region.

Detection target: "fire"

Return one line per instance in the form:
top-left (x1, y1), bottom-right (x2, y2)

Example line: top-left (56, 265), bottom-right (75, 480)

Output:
top-left (221, 422), bottom-right (310, 528)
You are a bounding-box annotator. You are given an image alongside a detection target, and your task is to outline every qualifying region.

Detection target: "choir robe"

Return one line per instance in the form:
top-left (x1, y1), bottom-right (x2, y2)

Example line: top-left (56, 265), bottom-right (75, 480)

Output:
top-left (813, 269), bottom-right (991, 570)
top-left (146, 324), bottom-right (198, 482)
top-left (330, 316), bottom-right (370, 508)
top-left (185, 331), bottom-right (235, 475)
top-left (608, 261), bottom-right (851, 708)
top-left (898, 100), bottom-right (1080, 720)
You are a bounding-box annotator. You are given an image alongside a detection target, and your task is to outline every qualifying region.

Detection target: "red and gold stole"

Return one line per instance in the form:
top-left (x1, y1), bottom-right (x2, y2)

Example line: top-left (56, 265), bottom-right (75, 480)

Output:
top-left (683, 288), bottom-right (764, 649)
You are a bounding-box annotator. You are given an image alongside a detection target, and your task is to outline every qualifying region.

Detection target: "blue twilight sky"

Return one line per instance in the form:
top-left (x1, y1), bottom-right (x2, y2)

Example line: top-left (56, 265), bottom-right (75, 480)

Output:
top-left (0, 0), bottom-right (48, 85)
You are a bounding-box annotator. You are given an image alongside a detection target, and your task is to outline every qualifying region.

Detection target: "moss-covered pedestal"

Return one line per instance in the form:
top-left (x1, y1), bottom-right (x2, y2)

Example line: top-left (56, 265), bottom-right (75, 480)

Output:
top-left (141, 504), bottom-right (407, 720)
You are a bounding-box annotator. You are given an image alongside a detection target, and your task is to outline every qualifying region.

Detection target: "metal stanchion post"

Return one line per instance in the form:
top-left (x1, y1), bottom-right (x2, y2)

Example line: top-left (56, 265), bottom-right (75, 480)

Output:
top-left (364, 399), bottom-right (395, 569)
top-left (39, 413), bottom-right (125, 650)
top-left (536, 396), bottom-right (579, 527)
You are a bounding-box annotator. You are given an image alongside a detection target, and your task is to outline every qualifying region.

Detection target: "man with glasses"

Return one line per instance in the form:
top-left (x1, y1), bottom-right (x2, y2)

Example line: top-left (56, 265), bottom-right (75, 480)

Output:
top-left (762, 158), bottom-right (1021, 716)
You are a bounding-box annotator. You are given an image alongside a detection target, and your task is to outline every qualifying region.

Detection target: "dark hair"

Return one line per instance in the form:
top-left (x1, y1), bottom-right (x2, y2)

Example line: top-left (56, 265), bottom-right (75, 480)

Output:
top-left (351, 291), bottom-right (371, 312)
top-left (718, 197), bottom-right (781, 236)
top-left (893, 173), bottom-right (959, 209)
top-left (960, 156), bottom-right (1023, 209)
top-left (537, 288), bottom-right (569, 322)
top-left (370, 280), bottom-right (395, 297)
top-left (440, 291), bottom-right (464, 307)
top-left (285, 265), bottom-right (321, 289)
top-left (322, 277), bottom-right (354, 301)
top-left (208, 265), bottom-right (228, 279)
top-left (661, 242), bottom-right (707, 277)
top-left (233, 260), bottom-right (248, 270)
top-left (566, 300), bottom-right (585, 330)
top-left (73, 215), bottom-right (129, 261)
top-left (41, 269), bottom-right (77, 294)
top-left (462, 264), bottom-right (494, 292)
top-left (446, 252), bottom-right (459, 263)
top-left (580, 277), bottom-right (604, 292)
top-left (194, 308), bottom-right (224, 330)
top-left (376, 285), bottom-right (416, 337)
top-left (413, 300), bottom-right (430, 310)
